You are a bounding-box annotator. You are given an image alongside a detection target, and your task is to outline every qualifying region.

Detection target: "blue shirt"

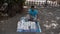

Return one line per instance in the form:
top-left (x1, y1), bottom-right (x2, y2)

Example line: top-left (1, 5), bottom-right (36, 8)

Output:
top-left (28, 9), bottom-right (38, 17)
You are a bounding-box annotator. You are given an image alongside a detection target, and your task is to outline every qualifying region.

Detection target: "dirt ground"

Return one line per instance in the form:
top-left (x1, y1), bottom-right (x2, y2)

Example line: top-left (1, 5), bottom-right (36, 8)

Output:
top-left (0, 7), bottom-right (60, 34)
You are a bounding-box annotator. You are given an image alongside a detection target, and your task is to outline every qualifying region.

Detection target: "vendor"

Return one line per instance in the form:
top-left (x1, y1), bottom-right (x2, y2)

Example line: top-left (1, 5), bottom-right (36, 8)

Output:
top-left (26, 6), bottom-right (39, 21)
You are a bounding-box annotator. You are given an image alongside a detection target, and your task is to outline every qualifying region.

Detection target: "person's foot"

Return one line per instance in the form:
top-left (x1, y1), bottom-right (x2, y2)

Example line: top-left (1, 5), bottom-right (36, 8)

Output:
top-left (37, 19), bottom-right (40, 22)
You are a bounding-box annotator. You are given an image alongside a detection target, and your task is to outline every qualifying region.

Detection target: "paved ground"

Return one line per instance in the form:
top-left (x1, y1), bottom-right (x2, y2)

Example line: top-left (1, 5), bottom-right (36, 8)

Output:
top-left (0, 7), bottom-right (60, 34)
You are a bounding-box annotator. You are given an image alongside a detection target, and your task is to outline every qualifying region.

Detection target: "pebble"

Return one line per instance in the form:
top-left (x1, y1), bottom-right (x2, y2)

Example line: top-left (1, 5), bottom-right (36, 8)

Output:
top-left (48, 12), bottom-right (53, 15)
top-left (43, 24), bottom-right (51, 29)
top-left (46, 21), bottom-right (49, 23)
top-left (56, 17), bottom-right (60, 20)
top-left (2, 28), bottom-right (5, 31)
top-left (0, 21), bottom-right (4, 23)
top-left (50, 32), bottom-right (54, 34)
top-left (59, 33), bottom-right (60, 34)
top-left (51, 20), bottom-right (56, 23)
top-left (50, 23), bottom-right (58, 29)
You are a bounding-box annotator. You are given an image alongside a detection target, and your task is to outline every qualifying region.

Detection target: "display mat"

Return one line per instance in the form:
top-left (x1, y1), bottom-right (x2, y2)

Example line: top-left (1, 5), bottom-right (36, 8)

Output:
top-left (17, 17), bottom-right (41, 32)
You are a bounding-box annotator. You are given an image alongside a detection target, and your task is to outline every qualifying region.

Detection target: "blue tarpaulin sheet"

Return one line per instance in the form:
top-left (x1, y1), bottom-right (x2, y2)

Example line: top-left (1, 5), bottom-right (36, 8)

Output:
top-left (17, 17), bottom-right (41, 32)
